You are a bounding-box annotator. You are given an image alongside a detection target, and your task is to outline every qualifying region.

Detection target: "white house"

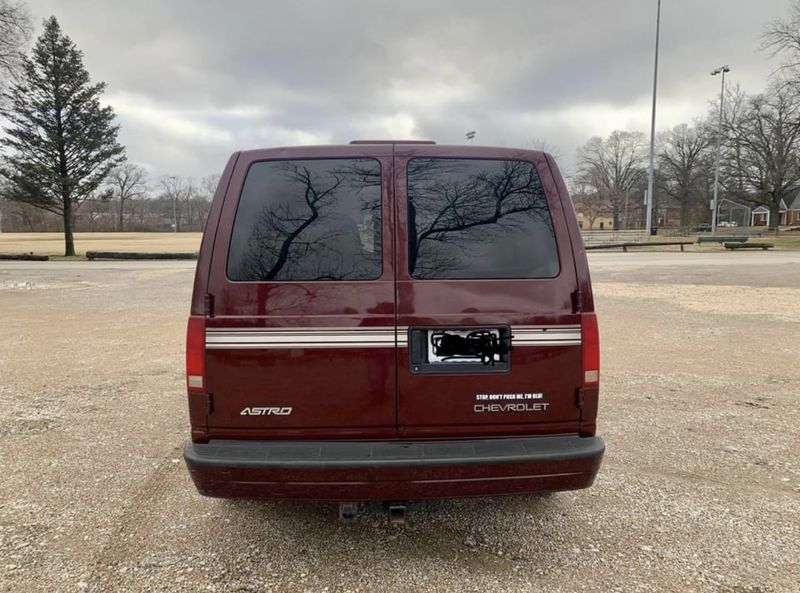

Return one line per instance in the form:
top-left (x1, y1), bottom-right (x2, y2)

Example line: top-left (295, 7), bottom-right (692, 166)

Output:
top-left (750, 199), bottom-right (788, 227)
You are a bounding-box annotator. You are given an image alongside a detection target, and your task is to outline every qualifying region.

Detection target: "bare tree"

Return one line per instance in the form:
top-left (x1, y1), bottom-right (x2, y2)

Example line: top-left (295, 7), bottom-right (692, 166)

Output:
top-left (525, 138), bottom-right (562, 161)
top-left (407, 158), bottom-right (553, 277)
top-left (107, 163), bottom-right (148, 231)
top-left (184, 179), bottom-right (198, 229)
top-left (160, 176), bottom-right (193, 232)
top-left (2, 170), bottom-right (223, 232)
top-left (570, 184), bottom-right (609, 229)
top-left (82, 193), bottom-right (110, 231)
top-left (0, 0), bottom-right (31, 81)
top-left (657, 122), bottom-right (713, 227)
top-left (576, 131), bottom-right (647, 229)
top-left (236, 163), bottom-right (345, 280)
top-left (189, 174), bottom-right (219, 230)
top-left (762, 2), bottom-right (800, 85)
top-left (719, 83), bottom-right (800, 229)
top-left (199, 174), bottom-right (220, 200)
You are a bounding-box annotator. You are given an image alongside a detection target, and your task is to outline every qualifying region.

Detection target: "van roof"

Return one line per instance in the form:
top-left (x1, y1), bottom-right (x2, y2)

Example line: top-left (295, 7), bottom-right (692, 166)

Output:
top-left (234, 144), bottom-right (552, 161)
top-left (349, 140), bottom-right (436, 145)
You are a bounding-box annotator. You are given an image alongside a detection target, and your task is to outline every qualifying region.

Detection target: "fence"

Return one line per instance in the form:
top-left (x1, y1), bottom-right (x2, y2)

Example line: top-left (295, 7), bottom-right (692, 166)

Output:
top-left (580, 230), bottom-right (649, 246)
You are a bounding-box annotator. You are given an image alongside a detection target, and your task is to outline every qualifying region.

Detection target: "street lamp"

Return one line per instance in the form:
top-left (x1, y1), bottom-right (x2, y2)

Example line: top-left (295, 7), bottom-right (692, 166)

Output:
top-left (165, 175), bottom-right (178, 233)
top-left (645, 0), bottom-right (662, 237)
top-left (710, 65), bottom-right (730, 235)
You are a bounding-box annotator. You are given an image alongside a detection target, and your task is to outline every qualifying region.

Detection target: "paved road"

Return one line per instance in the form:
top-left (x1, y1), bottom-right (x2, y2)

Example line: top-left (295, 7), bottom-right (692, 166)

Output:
top-left (1, 253), bottom-right (798, 593)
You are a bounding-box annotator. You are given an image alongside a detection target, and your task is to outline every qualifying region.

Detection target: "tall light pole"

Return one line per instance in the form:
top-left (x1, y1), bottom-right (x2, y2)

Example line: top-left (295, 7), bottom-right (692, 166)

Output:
top-left (166, 175), bottom-right (178, 233)
top-left (710, 65), bottom-right (730, 235)
top-left (645, 0), bottom-right (662, 236)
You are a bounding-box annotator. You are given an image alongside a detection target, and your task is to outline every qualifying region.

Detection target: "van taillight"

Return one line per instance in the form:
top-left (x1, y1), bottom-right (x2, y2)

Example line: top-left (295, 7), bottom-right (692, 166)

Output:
top-left (186, 316), bottom-right (205, 394)
top-left (581, 312), bottom-right (600, 387)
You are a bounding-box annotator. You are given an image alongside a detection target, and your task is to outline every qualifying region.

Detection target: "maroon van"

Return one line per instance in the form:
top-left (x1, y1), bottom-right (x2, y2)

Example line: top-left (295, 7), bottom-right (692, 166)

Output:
top-left (183, 141), bottom-right (603, 513)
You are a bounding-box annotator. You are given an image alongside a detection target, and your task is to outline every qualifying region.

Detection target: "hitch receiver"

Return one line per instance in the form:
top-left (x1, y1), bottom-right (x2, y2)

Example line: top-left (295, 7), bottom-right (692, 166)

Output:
top-left (388, 503), bottom-right (406, 526)
top-left (338, 502), bottom-right (359, 521)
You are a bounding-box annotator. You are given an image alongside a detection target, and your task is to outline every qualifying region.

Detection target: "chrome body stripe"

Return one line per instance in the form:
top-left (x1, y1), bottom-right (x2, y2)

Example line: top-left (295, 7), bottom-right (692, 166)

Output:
top-left (206, 327), bottom-right (396, 349)
top-left (509, 325), bottom-right (581, 347)
top-left (206, 325), bottom-right (581, 350)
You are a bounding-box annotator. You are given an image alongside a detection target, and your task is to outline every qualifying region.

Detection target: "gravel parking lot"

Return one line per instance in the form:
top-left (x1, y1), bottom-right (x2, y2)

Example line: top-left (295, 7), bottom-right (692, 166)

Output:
top-left (1, 252), bottom-right (798, 593)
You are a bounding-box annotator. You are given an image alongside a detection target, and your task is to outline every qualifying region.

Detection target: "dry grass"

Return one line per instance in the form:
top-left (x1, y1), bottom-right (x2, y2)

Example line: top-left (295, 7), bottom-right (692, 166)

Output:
top-left (771, 233), bottom-right (800, 249)
top-left (687, 232), bottom-right (800, 252)
top-left (1, 230), bottom-right (799, 258)
top-left (0, 232), bottom-right (202, 256)
top-left (595, 231), bottom-right (800, 252)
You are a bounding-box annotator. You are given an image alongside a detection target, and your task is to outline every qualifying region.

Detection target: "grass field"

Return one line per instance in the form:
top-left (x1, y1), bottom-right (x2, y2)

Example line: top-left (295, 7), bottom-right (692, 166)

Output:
top-left (769, 233), bottom-right (800, 249)
top-left (0, 232), bottom-right (202, 256)
top-left (690, 233), bottom-right (800, 251)
top-left (0, 231), bottom-right (798, 258)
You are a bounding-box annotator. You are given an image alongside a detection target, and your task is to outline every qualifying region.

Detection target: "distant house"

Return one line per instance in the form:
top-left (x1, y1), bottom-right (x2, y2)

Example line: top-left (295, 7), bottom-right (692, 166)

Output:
top-left (653, 194), bottom-right (682, 228)
top-left (787, 193), bottom-right (800, 226)
top-left (576, 213), bottom-right (614, 230)
top-left (749, 196), bottom-right (800, 226)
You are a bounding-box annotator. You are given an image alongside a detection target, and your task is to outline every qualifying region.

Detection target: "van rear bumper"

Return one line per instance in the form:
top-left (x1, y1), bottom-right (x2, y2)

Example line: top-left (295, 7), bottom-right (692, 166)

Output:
top-left (184, 435), bottom-right (604, 501)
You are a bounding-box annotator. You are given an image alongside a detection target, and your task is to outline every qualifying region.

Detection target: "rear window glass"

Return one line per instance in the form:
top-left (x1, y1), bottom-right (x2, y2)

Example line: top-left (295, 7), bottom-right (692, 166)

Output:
top-left (407, 158), bottom-right (559, 279)
top-left (228, 159), bottom-right (382, 281)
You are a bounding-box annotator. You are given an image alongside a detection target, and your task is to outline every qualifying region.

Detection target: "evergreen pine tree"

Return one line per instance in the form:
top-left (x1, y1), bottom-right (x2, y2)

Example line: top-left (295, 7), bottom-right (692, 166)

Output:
top-left (0, 16), bottom-right (124, 255)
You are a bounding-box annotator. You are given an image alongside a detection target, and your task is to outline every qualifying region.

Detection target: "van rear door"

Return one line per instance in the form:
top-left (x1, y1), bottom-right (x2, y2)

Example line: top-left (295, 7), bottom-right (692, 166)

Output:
top-left (394, 146), bottom-right (582, 437)
top-left (203, 145), bottom-right (396, 436)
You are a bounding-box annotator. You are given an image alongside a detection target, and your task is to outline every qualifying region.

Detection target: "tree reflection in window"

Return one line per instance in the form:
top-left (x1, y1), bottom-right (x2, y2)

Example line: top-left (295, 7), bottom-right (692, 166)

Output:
top-left (407, 158), bottom-right (559, 279)
top-left (228, 159), bottom-right (382, 281)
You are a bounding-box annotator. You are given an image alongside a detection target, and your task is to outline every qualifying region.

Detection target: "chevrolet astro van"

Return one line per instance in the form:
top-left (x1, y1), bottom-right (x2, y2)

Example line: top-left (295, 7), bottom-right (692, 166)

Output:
top-left (183, 141), bottom-right (604, 512)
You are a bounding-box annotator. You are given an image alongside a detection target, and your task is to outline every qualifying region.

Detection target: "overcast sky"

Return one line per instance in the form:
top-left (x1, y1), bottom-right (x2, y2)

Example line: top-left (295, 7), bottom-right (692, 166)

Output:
top-left (23, 0), bottom-right (794, 179)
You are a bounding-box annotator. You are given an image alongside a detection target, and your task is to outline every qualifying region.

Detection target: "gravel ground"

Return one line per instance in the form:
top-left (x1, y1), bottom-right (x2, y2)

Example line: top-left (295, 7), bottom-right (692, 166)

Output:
top-left (0, 253), bottom-right (798, 593)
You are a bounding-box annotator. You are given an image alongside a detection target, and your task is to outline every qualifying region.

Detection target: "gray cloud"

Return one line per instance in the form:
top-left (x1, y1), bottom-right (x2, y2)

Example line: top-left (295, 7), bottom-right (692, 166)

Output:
top-left (23, 0), bottom-right (791, 178)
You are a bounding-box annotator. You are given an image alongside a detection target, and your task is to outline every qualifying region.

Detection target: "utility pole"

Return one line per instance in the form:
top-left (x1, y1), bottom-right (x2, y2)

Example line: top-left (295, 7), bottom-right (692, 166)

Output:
top-left (169, 175), bottom-right (178, 233)
top-left (645, 0), bottom-right (662, 237)
top-left (710, 65), bottom-right (730, 235)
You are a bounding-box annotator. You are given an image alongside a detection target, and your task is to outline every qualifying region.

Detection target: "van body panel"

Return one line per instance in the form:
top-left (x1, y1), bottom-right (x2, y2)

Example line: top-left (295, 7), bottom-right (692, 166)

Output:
top-left (393, 146), bottom-right (582, 431)
top-left (190, 151), bottom-right (238, 317)
top-left (544, 153), bottom-right (599, 436)
top-left (204, 145), bottom-right (397, 432)
top-left (187, 153), bottom-right (239, 442)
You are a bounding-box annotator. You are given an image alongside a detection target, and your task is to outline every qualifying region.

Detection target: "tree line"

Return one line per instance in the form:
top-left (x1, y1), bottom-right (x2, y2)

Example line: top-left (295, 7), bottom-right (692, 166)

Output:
top-left (574, 6), bottom-right (800, 232)
top-left (1, 166), bottom-right (218, 233)
top-left (572, 82), bottom-right (800, 231)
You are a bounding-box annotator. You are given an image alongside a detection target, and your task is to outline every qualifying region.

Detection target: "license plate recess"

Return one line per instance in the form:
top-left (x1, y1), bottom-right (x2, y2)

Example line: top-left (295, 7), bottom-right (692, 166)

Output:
top-left (407, 326), bottom-right (511, 374)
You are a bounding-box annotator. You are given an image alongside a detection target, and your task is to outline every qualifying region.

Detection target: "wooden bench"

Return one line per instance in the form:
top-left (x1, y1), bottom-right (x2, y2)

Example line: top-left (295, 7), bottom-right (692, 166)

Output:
top-left (586, 241), bottom-right (693, 252)
top-left (697, 235), bottom-right (748, 244)
top-left (0, 253), bottom-right (49, 261)
top-left (86, 251), bottom-right (198, 260)
top-left (724, 242), bottom-right (773, 250)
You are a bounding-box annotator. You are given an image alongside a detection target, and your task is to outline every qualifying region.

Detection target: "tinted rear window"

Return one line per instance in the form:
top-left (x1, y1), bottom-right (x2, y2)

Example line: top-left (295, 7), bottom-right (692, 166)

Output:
top-left (228, 159), bottom-right (382, 281)
top-left (407, 158), bottom-right (559, 279)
